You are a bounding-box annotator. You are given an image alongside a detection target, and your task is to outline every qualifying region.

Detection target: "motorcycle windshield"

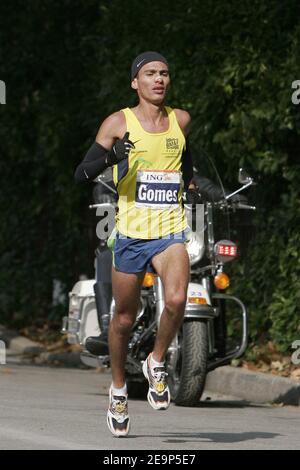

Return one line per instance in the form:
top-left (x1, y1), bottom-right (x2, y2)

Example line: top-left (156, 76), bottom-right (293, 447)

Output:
top-left (193, 154), bottom-right (257, 264)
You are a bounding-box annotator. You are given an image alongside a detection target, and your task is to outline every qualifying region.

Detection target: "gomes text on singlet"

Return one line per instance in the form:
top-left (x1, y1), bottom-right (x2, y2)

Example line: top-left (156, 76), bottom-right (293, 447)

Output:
top-left (113, 107), bottom-right (188, 239)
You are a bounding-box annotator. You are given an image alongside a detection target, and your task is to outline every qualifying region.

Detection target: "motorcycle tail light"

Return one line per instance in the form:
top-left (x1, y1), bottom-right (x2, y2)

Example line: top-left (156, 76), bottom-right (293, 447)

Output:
top-left (217, 244), bottom-right (237, 256)
top-left (142, 272), bottom-right (155, 288)
top-left (215, 240), bottom-right (237, 263)
top-left (188, 296), bottom-right (207, 304)
top-left (214, 272), bottom-right (230, 290)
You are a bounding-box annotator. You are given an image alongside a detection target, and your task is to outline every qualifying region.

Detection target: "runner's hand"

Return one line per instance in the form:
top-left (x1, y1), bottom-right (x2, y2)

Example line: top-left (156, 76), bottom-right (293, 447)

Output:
top-left (106, 132), bottom-right (135, 166)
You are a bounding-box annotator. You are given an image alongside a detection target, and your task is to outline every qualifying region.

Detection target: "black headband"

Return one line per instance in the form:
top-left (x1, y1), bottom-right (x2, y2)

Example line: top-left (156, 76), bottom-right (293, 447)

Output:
top-left (131, 51), bottom-right (168, 81)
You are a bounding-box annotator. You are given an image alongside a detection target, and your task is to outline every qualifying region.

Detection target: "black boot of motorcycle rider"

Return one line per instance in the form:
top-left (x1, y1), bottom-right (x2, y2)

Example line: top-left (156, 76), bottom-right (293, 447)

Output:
top-left (85, 314), bottom-right (110, 356)
top-left (85, 282), bottom-right (112, 356)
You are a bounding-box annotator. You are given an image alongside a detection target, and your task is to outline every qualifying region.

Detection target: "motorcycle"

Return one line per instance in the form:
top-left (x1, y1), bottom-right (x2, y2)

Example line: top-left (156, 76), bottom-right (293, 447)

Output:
top-left (61, 167), bottom-right (256, 406)
top-left (61, 170), bottom-right (117, 366)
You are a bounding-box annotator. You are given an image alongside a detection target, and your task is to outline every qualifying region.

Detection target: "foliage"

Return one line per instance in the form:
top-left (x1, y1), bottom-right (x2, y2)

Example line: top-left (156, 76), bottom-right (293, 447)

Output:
top-left (0, 0), bottom-right (299, 348)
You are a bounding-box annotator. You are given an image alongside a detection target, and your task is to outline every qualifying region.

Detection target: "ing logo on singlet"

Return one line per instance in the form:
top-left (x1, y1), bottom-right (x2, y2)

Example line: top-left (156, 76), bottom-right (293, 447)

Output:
top-left (135, 170), bottom-right (180, 209)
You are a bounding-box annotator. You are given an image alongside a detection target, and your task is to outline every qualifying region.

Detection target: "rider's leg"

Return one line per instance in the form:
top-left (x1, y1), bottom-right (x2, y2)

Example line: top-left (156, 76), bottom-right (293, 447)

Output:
top-left (151, 243), bottom-right (190, 362)
top-left (84, 282), bottom-right (111, 356)
top-left (94, 280), bottom-right (111, 342)
top-left (85, 247), bottom-right (113, 356)
top-left (109, 267), bottom-right (145, 389)
top-left (95, 246), bottom-right (113, 336)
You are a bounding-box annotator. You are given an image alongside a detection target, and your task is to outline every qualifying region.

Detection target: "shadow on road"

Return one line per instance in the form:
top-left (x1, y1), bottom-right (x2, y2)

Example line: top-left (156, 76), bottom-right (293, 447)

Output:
top-left (126, 431), bottom-right (280, 444)
top-left (127, 397), bottom-right (266, 409)
top-left (95, 392), bottom-right (272, 409)
top-left (160, 431), bottom-right (281, 444)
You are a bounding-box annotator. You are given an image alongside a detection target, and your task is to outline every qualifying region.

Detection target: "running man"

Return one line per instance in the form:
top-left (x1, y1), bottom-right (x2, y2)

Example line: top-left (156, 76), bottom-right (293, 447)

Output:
top-left (75, 51), bottom-right (193, 437)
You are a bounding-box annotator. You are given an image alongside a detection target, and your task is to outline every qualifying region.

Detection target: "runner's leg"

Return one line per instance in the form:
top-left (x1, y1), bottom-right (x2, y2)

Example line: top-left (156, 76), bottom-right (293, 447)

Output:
top-left (151, 243), bottom-right (189, 362)
top-left (109, 267), bottom-right (145, 388)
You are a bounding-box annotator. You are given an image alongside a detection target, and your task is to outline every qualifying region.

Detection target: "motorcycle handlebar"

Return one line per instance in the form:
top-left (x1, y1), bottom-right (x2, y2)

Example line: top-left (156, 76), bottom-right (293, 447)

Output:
top-left (216, 200), bottom-right (256, 211)
top-left (88, 203), bottom-right (116, 210)
top-left (90, 200), bottom-right (256, 211)
top-left (184, 199), bottom-right (256, 211)
top-left (235, 202), bottom-right (256, 211)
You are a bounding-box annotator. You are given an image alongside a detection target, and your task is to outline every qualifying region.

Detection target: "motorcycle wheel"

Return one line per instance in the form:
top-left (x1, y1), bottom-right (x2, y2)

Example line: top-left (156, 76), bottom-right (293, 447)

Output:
top-left (167, 319), bottom-right (208, 407)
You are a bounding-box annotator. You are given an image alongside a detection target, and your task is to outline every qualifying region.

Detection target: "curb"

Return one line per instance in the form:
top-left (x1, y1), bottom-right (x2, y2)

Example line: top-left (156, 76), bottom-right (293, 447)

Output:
top-left (0, 326), bottom-right (46, 354)
top-left (0, 327), bottom-right (81, 368)
top-left (9, 336), bottom-right (46, 355)
top-left (2, 328), bottom-right (299, 405)
top-left (35, 351), bottom-right (82, 367)
top-left (205, 366), bottom-right (300, 406)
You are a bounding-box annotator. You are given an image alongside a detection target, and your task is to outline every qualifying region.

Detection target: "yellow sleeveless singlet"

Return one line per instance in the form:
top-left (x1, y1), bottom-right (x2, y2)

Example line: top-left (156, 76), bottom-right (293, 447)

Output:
top-left (113, 106), bottom-right (187, 239)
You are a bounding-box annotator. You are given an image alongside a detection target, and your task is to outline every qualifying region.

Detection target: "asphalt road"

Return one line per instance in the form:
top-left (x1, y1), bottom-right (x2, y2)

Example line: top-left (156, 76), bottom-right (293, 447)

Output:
top-left (0, 363), bottom-right (299, 450)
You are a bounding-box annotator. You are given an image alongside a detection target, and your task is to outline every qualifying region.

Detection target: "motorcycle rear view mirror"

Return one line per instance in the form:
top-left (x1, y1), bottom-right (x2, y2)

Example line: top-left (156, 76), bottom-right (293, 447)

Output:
top-left (238, 168), bottom-right (252, 185)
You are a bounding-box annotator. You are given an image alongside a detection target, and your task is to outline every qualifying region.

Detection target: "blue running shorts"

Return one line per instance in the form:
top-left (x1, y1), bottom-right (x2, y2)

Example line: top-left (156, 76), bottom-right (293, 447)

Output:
top-left (112, 230), bottom-right (188, 273)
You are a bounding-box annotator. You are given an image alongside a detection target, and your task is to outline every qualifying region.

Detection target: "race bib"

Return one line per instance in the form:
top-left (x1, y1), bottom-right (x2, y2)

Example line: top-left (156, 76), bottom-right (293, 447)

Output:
top-left (135, 170), bottom-right (181, 209)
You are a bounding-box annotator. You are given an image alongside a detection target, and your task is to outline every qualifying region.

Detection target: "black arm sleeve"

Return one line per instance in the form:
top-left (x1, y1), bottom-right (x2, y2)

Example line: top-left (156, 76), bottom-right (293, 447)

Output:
top-left (181, 140), bottom-right (194, 190)
top-left (74, 142), bottom-right (109, 183)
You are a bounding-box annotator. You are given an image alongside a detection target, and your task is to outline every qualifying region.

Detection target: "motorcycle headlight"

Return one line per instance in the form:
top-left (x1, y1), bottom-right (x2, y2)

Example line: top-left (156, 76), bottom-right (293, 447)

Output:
top-left (186, 231), bottom-right (205, 266)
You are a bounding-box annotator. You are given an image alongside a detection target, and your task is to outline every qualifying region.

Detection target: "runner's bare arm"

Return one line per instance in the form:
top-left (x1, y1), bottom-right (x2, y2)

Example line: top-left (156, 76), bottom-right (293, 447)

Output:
top-left (95, 111), bottom-right (127, 150)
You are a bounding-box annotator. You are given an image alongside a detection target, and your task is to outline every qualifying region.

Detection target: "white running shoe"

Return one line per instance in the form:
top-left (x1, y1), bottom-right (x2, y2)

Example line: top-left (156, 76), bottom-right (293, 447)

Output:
top-left (107, 386), bottom-right (130, 437)
top-left (142, 353), bottom-right (170, 410)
